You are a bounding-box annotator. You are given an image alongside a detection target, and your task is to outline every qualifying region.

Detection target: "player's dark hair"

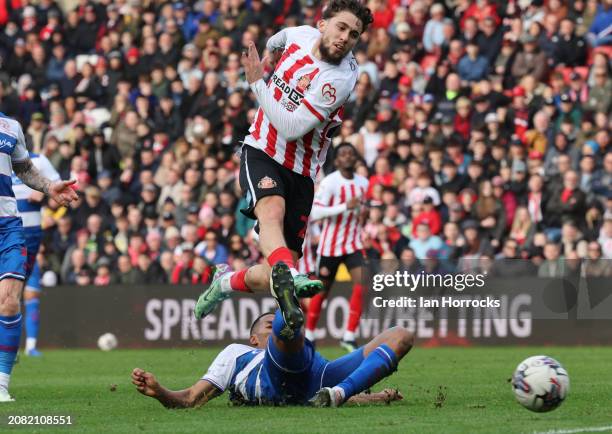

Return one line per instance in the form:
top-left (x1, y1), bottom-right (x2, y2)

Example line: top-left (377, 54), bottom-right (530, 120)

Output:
top-left (322, 0), bottom-right (374, 33)
top-left (334, 141), bottom-right (358, 160)
top-left (249, 311), bottom-right (275, 337)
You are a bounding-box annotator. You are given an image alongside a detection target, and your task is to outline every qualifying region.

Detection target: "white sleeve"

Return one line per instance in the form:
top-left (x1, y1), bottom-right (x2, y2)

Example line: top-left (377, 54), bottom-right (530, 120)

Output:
top-left (310, 178), bottom-right (347, 221)
top-left (266, 28), bottom-right (289, 52)
top-left (36, 155), bottom-right (60, 182)
top-left (12, 124), bottom-right (29, 163)
top-left (201, 344), bottom-right (250, 392)
top-left (250, 80), bottom-right (321, 141)
top-left (250, 74), bottom-right (353, 141)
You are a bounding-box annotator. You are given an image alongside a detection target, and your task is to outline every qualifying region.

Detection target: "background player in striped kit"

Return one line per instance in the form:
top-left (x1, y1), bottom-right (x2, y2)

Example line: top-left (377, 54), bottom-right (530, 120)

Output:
top-left (0, 112), bottom-right (78, 402)
top-left (132, 306), bottom-right (412, 407)
top-left (11, 147), bottom-right (60, 357)
top-left (306, 143), bottom-right (369, 351)
top-left (194, 1), bottom-right (374, 334)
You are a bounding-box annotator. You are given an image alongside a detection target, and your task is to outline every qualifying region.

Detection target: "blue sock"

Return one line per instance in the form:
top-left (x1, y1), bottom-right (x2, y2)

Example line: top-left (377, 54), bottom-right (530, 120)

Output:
top-left (0, 314), bottom-right (22, 376)
top-left (25, 299), bottom-right (40, 341)
top-left (336, 344), bottom-right (398, 401)
top-left (272, 309), bottom-right (302, 342)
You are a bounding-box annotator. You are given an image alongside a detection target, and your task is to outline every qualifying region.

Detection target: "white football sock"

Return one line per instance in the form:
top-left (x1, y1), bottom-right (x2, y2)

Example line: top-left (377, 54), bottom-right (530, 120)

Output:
top-left (220, 273), bottom-right (234, 294)
top-left (0, 373), bottom-right (10, 392)
top-left (305, 329), bottom-right (316, 341)
top-left (26, 338), bottom-right (37, 352)
top-left (343, 331), bottom-right (356, 342)
top-left (331, 386), bottom-right (346, 404)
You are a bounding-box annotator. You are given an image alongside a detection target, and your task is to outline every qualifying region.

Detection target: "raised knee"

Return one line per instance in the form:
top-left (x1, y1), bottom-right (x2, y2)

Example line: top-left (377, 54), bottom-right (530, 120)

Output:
top-left (391, 327), bottom-right (414, 354)
top-left (0, 296), bottom-right (20, 315)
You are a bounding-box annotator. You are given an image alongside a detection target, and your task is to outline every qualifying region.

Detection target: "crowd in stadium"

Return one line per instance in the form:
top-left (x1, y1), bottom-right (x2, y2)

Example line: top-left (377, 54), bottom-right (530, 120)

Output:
top-left (0, 0), bottom-right (610, 286)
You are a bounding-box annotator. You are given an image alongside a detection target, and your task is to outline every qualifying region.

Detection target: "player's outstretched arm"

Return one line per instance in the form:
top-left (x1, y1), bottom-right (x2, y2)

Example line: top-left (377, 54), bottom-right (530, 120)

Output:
top-left (346, 388), bottom-right (403, 405)
top-left (13, 159), bottom-right (78, 206)
top-left (131, 368), bottom-right (221, 409)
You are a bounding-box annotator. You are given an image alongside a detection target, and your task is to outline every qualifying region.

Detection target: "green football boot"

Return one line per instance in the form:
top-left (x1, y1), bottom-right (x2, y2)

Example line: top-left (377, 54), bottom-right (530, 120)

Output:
top-left (194, 264), bottom-right (232, 320)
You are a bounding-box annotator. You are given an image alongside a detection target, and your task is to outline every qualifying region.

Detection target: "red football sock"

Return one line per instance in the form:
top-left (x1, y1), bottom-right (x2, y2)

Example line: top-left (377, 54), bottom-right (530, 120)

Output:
top-left (306, 292), bottom-right (325, 331)
top-left (267, 247), bottom-right (295, 268)
top-left (229, 269), bottom-right (251, 293)
top-left (347, 283), bottom-right (364, 332)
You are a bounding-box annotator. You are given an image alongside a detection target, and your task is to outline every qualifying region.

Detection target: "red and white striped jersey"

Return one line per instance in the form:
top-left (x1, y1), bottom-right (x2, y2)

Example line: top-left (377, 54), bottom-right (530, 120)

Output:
top-left (312, 171), bottom-right (368, 257)
top-left (244, 25), bottom-right (359, 180)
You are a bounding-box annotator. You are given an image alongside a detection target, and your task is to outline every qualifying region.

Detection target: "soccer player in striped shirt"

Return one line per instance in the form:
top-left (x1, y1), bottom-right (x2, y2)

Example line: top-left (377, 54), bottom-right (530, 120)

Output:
top-left (0, 113), bottom-right (78, 402)
top-left (195, 1), bottom-right (373, 335)
top-left (306, 143), bottom-right (369, 351)
top-left (133, 308), bottom-right (412, 407)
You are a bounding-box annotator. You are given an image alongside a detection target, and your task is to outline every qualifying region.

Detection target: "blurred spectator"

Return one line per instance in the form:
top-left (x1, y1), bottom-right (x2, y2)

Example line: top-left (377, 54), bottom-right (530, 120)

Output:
top-left (538, 242), bottom-right (566, 277)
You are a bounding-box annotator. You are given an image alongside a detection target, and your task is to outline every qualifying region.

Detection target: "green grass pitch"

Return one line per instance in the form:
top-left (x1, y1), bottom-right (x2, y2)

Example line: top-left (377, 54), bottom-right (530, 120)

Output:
top-left (1, 346), bottom-right (611, 433)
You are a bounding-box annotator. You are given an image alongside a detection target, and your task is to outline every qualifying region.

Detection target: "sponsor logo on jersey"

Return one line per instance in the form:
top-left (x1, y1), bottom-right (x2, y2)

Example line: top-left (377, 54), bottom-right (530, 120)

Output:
top-left (280, 99), bottom-right (297, 112)
top-left (257, 176), bottom-right (277, 189)
top-left (271, 73), bottom-right (304, 106)
top-left (0, 136), bottom-right (15, 150)
top-left (322, 83), bottom-right (337, 105)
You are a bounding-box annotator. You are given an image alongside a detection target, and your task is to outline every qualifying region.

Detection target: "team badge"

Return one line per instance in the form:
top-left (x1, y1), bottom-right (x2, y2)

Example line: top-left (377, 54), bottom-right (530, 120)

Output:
top-left (322, 83), bottom-right (337, 105)
top-left (258, 176), bottom-right (277, 189)
top-left (296, 74), bottom-right (312, 94)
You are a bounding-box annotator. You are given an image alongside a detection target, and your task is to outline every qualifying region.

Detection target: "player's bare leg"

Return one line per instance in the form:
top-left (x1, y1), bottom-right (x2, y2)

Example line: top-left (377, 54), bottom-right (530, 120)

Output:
top-left (0, 278), bottom-right (25, 402)
top-left (310, 327), bottom-right (414, 407)
top-left (253, 195), bottom-right (287, 258)
top-left (194, 196), bottom-right (322, 320)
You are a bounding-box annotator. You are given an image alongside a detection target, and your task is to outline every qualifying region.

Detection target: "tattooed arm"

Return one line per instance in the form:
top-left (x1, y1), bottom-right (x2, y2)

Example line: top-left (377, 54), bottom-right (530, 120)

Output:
top-left (13, 159), bottom-right (52, 195)
top-left (13, 158), bottom-right (79, 206)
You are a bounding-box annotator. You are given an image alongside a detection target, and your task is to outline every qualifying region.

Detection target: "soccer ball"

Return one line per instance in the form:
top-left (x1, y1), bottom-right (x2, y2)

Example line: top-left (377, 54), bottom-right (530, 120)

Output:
top-left (511, 355), bottom-right (570, 412)
top-left (97, 333), bottom-right (118, 351)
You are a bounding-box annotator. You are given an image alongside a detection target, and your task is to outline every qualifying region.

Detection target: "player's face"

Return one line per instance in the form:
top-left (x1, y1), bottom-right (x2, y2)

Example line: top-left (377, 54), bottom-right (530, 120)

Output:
top-left (250, 314), bottom-right (274, 348)
top-left (319, 11), bottom-right (362, 64)
top-left (335, 146), bottom-right (357, 170)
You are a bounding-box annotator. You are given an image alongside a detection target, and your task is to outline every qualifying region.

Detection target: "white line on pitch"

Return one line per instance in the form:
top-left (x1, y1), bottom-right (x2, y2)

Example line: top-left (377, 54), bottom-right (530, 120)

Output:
top-left (532, 425), bottom-right (612, 434)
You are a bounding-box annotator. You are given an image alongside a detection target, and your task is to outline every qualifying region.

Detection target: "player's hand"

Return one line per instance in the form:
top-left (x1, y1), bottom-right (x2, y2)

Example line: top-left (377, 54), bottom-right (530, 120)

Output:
top-left (131, 368), bottom-right (161, 397)
top-left (48, 180), bottom-right (79, 206)
top-left (242, 41), bottom-right (268, 84)
top-left (382, 388), bottom-right (403, 402)
top-left (347, 197), bottom-right (360, 210)
top-left (28, 190), bottom-right (45, 203)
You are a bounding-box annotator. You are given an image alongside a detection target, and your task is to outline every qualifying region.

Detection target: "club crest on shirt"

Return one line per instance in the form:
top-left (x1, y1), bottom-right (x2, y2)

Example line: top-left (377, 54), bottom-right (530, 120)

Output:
top-left (296, 74), bottom-right (312, 93)
top-left (257, 176), bottom-right (277, 189)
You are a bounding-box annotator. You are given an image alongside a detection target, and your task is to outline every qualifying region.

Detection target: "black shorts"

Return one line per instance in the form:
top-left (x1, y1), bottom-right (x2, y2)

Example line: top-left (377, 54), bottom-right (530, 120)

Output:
top-left (239, 145), bottom-right (314, 254)
top-left (317, 250), bottom-right (365, 282)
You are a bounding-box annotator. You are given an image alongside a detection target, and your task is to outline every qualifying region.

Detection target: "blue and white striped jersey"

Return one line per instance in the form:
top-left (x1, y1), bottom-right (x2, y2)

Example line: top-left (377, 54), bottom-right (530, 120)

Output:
top-left (0, 112), bottom-right (30, 232)
top-left (202, 344), bottom-right (271, 405)
top-left (12, 152), bottom-right (60, 228)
